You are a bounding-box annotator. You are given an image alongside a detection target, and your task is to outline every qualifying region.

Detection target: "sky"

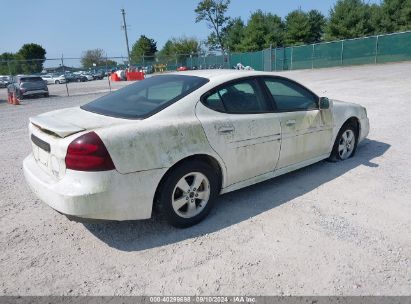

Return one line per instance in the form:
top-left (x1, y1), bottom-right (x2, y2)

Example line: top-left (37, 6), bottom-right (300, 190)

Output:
top-left (0, 0), bottom-right (381, 60)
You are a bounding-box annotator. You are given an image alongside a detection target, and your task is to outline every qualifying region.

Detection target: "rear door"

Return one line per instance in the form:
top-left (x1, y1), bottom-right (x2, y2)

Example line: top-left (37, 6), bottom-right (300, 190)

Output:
top-left (262, 77), bottom-right (333, 169)
top-left (195, 78), bottom-right (282, 186)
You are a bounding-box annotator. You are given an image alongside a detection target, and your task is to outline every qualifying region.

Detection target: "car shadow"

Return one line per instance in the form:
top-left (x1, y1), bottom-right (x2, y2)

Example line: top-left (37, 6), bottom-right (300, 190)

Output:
top-left (84, 138), bottom-right (390, 252)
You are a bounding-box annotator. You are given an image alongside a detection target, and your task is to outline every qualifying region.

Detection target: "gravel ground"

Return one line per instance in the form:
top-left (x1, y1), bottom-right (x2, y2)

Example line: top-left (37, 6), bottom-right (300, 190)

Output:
top-left (0, 63), bottom-right (410, 296)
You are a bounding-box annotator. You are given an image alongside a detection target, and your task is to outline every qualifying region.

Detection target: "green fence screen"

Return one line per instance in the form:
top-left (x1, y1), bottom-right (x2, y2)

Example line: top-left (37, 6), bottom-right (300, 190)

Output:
top-left (378, 31), bottom-right (411, 63)
top-left (216, 31), bottom-right (411, 72)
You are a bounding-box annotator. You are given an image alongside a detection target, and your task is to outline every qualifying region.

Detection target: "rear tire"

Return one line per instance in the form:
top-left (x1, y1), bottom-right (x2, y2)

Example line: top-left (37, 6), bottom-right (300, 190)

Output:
top-left (329, 122), bottom-right (358, 161)
top-left (55, 80), bottom-right (60, 84)
top-left (157, 161), bottom-right (219, 228)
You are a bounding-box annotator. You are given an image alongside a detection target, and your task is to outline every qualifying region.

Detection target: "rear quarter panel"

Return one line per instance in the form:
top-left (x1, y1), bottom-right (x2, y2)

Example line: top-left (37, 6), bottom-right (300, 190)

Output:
top-left (96, 114), bottom-right (225, 177)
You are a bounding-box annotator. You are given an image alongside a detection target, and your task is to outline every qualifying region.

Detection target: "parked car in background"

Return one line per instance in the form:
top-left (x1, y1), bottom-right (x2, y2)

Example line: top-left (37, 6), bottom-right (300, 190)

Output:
top-left (0, 76), bottom-right (10, 88)
top-left (23, 70), bottom-right (369, 227)
top-left (42, 74), bottom-right (67, 84)
top-left (65, 73), bottom-right (87, 82)
top-left (8, 75), bottom-right (49, 99)
top-left (81, 73), bottom-right (94, 81)
top-left (91, 71), bottom-right (104, 80)
top-left (177, 66), bottom-right (189, 71)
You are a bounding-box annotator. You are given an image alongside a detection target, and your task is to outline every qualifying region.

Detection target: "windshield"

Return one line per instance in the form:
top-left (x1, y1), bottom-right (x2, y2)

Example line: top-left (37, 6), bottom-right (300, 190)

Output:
top-left (81, 74), bottom-right (209, 119)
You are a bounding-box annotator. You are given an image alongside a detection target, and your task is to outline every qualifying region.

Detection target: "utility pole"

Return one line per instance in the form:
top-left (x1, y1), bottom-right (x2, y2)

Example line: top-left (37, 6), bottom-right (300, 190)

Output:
top-left (121, 8), bottom-right (131, 67)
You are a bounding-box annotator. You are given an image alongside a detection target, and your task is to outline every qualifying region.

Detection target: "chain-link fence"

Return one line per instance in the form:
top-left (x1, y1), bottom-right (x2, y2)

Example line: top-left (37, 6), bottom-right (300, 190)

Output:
top-left (266, 31), bottom-right (411, 71)
top-left (1, 31), bottom-right (410, 100)
top-left (0, 56), bottom-right (131, 99)
top-left (185, 31), bottom-right (411, 72)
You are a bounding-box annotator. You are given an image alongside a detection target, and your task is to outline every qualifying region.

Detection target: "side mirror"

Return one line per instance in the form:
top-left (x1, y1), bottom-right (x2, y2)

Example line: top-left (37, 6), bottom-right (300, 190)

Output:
top-left (319, 97), bottom-right (330, 110)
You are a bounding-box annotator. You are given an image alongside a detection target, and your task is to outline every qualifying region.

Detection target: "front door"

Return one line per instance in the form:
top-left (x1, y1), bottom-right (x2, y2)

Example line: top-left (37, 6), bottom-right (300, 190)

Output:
top-left (262, 77), bottom-right (333, 169)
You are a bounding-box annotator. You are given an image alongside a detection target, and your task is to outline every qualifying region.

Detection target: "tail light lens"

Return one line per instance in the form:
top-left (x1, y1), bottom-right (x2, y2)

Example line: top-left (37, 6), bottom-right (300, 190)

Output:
top-left (65, 132), bottom-right (115, 171)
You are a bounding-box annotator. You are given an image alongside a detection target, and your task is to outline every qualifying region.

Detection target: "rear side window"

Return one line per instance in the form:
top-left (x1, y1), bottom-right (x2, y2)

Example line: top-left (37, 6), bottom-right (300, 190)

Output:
top-left (264, 78), bottom-right (318, 111)
top-left (203, 92), bottom-right (225, 112)
top-left (82, 75), bottom-right (208, 119)
top-left (203, 79), bottom-right (270, 114)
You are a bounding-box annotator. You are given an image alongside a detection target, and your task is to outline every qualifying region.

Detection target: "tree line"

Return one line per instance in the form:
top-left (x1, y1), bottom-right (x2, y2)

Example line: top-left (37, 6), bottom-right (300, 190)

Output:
top-left (1, 0), bottom-right (410, 73)
top-left (0, 44), bottom-right (46, 75)
top-left (128, 0), bottom-right (411, 61)
top-left (199, 0), bottom-right (411, 53)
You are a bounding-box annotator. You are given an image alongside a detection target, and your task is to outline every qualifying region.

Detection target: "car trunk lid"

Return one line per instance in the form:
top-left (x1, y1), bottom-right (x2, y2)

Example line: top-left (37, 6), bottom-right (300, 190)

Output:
top-left (29, 106), bottom-right (134, 178)
top-left (29, 106), bottom-right (130, 138)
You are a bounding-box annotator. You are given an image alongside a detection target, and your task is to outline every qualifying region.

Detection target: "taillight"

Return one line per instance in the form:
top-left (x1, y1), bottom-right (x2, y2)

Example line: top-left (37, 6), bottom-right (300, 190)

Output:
top-left (65, 132), bottom-right (115, 171)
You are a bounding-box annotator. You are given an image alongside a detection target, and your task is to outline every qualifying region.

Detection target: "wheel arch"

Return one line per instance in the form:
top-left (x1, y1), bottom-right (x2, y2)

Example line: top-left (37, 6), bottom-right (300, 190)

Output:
top-left (153, 154), bottom-right (224, 208)
top-left (341, 116), bottom-right (360, 137)
top-left (330, 116), bottom-right (361, 154)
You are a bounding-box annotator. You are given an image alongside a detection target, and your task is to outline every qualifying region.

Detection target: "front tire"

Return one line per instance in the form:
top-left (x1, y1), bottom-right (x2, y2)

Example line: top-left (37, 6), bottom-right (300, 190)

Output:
top-left (329, 122), bottom-right (358, 161)
top-left (157, 161), bottom-right (219, 228)
top-left (55, 80), bottom-right (60, 84)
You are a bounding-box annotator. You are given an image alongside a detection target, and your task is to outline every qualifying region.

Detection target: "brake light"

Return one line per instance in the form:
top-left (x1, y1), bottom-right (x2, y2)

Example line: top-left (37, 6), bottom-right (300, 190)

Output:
top-left (65, 132), bottom-right (115, 171)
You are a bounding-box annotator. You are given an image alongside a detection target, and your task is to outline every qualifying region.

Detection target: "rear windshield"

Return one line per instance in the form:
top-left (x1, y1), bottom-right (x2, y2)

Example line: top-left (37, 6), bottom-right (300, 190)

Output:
top-left (81, 75), bottom-right (209, 119)
top-left (20, 77), bottom-right (44, 82)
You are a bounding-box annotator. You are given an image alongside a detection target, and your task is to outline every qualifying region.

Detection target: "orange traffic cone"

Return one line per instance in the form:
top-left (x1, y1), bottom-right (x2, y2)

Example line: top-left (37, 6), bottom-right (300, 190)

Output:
top-left (12, 92), bottom-right (20, 105)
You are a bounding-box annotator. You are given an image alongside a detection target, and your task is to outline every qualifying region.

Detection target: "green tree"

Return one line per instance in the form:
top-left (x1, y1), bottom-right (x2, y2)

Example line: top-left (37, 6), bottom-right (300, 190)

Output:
top-left (0, 52), bottom-right (16, 75)
top-left (307, 10), bottom-right (326, 43)
top-left (325, 0), bottom-right (375, 40)
top-left (81, 48), bottom-right (106, 68)
top-left (240, 10), bottom-right (285, 51)
top-left (285, 10), bottom-right (311, 45)
top-left (380, 0), bottom-right (411, 32)
top-left (158, 40), bottom-right (175, 57)
top-left (173, 37), bottom-right (200, 55)
top-left (105, 59), bottom-right (118, 68)
top-left (159, 37), bottom-right (200, 63)
top-left (130, 35), bottom-right (157, 64)
top-left (17, 43), bottom-right (46, 74)
top-left (223, 17), bottom-right (245, 52)
top-left (195, 0), bottom-right (231, 53)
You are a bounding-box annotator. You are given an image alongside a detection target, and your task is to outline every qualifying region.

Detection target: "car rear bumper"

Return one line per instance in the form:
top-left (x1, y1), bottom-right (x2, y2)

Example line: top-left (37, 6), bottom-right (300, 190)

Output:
top-left (23, 154), bottom-right (167, 221)
top-left (22, 89), bottom-right (48, 96)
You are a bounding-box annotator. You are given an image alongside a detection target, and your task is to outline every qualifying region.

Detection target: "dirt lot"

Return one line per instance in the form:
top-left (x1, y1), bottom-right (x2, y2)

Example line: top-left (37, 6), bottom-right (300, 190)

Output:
top-left (0, 63), bottom-right (410, 296)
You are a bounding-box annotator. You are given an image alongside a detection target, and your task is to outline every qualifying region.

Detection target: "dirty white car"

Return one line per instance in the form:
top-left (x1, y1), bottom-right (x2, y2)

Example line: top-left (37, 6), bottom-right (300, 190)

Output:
top-left (23, 70), bottom-right (369, 227)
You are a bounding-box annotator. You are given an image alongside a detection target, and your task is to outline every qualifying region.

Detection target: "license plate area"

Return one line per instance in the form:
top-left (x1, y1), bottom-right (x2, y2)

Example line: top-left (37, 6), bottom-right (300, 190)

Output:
top-left (31, 134), bottom-right (50, 152)
top-left (31, 134), bottom-right (50, 169)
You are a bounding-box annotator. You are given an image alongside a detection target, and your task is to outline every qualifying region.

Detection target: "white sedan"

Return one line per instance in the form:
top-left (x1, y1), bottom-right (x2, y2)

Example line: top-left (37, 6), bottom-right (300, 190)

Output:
top-left (23, 70), bottom-right (369, 227)
top-left (41, 74), bottom-right (67, 85)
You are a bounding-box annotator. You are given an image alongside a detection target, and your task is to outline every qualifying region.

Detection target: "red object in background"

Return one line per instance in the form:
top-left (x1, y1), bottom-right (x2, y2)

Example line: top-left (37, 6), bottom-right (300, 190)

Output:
top-left (177, 66), bottom-right (188, 71)
top-left (126, 71), bottom-right (144, 81)
top-left (110, 73), bottom-right (121, 82)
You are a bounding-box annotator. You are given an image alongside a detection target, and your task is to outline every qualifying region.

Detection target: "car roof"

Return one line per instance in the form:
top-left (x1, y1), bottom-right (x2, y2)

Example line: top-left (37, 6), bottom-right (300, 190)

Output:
top-left (168, 69), bottom-right (284, 81)
top-left (17, 75), bottom-right (42, 78)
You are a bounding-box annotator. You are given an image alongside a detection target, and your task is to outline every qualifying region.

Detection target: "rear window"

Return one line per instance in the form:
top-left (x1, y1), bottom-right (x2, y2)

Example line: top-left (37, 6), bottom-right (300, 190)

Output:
top-left (81, 75), bottom-right (209, 119)
top-left (20, 77), bottom-right (44, 82)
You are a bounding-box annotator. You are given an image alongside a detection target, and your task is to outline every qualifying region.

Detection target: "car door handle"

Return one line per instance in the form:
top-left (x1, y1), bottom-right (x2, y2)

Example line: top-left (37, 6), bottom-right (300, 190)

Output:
top-left (218, 126), bottom-right (235, 134)
top-left (285, 119), bottom-right (296, 126)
